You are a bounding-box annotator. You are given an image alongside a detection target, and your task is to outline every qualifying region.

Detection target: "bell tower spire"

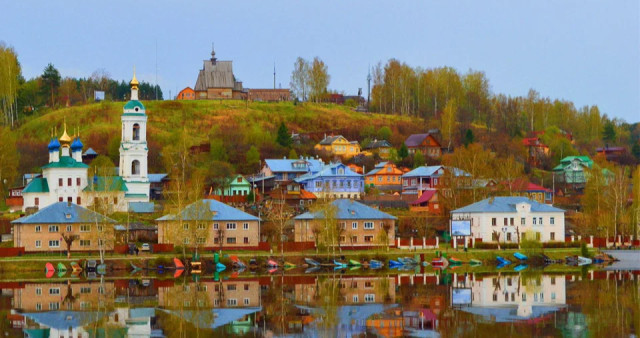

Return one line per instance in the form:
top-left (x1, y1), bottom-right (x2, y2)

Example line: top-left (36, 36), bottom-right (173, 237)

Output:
top-left (130, 66), bottom-right (139, 100)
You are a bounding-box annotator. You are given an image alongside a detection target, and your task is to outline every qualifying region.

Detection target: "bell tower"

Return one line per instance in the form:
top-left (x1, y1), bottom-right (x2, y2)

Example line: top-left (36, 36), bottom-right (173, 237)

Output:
top-left (119, 68), bottom-right (150, 202)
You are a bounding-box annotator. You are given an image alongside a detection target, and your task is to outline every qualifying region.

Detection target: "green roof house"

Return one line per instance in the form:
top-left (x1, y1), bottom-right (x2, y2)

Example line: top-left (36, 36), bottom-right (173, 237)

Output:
top-left (552, 156), bottom-right (593, 185)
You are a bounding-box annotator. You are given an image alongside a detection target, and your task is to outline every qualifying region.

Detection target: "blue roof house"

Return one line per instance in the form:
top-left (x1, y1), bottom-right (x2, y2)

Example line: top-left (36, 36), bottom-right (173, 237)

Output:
top-left (294, 162), bottom-right (364, 199)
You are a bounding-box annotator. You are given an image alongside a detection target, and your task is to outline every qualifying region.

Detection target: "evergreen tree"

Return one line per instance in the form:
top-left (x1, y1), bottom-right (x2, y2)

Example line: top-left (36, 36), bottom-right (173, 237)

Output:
top-left (398, 143), bottom-right (409, 159)
top-left (463, 129), bottom-right (475, 147)
top-left (41, 63), bottom-right (61, 107)
top-left (413, 152), bottom-right (425, 168)
top-left (602, 121), bottom-right (616, 143)
top-left (276, 122), bottom-right (292, 148)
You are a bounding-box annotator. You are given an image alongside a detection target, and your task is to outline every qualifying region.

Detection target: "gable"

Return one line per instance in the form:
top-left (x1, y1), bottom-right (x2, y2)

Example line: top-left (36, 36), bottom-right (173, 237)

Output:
top-left (422, 135), bottom-right (441, 147)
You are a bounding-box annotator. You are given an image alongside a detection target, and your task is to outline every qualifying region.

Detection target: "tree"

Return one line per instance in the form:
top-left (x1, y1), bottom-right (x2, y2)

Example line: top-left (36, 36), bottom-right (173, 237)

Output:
top-left (307, 57), bottom-right (330, 103)
top-left (290, 57), bottom-right (310, 101)
top-left (276, 122), bottom-right (292, 148)
top-left (495, 155), bottom-right (524, 194)
top-left (603, 120), bottom-right (616, 143)
top-left (0, 43), bottom-right (21, 126)
top-left (463, 129), bottom-right (475, 147)
top-left (441, 99), bottom-right (457, 150)
top-left (413, 152), bottom-right (425, 168)
top-left (309, 199), bottom-right (339, 256)
top-left (245, 146), bottom-right (260, 172)
top-left (288, 148), bottom-right (298, 160)
top-left (377, 126), bottom-right (392, 141)
top-left (398, 143), bottom-right (409, 159)
top-left (61, 234), bottom-right (79, 259)
top-left (0, 128), bottom-right (19, 202)
top-left (41, 63), bottom-right (61, 107)
top-left (265, 194), bottom-right (293, 262)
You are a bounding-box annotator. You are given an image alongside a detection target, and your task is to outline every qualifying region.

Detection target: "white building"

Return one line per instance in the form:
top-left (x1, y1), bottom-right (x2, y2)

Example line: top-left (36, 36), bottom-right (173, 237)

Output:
top-left (22, 72), bottom-right (150, 212)
top-left (450, 196), bottom-right (565, 243)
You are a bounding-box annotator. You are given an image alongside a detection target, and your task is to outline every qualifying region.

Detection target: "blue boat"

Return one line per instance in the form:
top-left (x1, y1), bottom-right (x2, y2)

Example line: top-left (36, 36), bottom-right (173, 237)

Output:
top-left (496, 256), bottom-right (511, 265)
top-left (215, 262), bottom-right (226, 271)
top-left (334, 260), bottom-right (348, 267)
top-left (513, 252), bottom-right (528, 260)
top-left (369, 260), bottom-right (384, 269)
top-left (514, 264), bottom-right (528, 272)
top-left (496, 262), bottom-right (510, 269)
top-left (389, 259), bottom-right (403, 267)
top-left (398, 257), bottom-right (417, 265)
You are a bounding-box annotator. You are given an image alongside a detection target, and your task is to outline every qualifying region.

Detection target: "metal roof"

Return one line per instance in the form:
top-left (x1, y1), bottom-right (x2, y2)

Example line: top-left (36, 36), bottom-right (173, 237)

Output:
top-left (23, 177), bottom-right (49, 193)
top-left (364, 139), bottom-right (392, 149)
top-left (404, 133), bottom-right (440, 147)
top-left (129, 202), bottom-right (155, 213)
top-left (41, 156), bottom-right (89, 169)
top-left (157, 199), bottom-right (260, 222)
top-left (295, 199), bottom-right (397, 220)
top-left (264, 158), bottom-right (323, 173)
top-left (12, 202), bottom-right (117, 224)
top-left (83, 176), bottom-right (128, 192)
top-left (294, 162), bottom-right (362, 182)
top-left (148, 173), bottom-right (168, 183)
top-left (402, 165), bottom-right (470, 178)
top-left (451, 196), bottom-right (565, 214)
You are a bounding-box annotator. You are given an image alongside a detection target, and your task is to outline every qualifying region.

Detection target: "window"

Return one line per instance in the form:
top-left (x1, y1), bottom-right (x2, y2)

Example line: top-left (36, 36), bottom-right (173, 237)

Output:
top-left (68, 178), bottom-right (72, 186)
top-left (197, 237), bottom-right (206, 244)
top-left (35, 197), bottom-right (39, 206)
top-left (550, 232), bottom-right (555, 241)
top-left (315, 181), bottom-right (322, 188)
top-left (364, 294), bottom-right (375, 302)
top-left (536, 232), bottom-right (541, 241)
top-left (183, 238), bottom-right (189, 245)
top-left (538, 217), bottom-right (543, 225)
top-left (351, 236), bottom-right (358, 243)
top-left (492, 218), bottom-right (497, 226)
top-left (35, 240), bottom-right (41, 248)
top-left (352, 222), bottom-right (358, 229)
top-left (66, 225), bottom-right (72, 232)
top-left (227, 284), bottom-right (237, 291)
top-left (227, 299), bottom-right (237, 306)
top-left (503, 218), bottom-right (508, 226)
top-left (533, 217), bottom-right (537, 225)
top-left (36, 303), bottom-right (42, 311)
top-left (77, 177), bottom-right (81, 186)
top-left (551, 277), bottom-right (556, 285)
top-left (35, 225), bottom-right (41, 232)
top-left (132, 160), bottom-right (140, 175)
top-left (49, 288), bottom-right (60, 295)
top-left (36, 287), bottom-right (42, 295)
top-left (77, 196), bottom-right (81, 205)
top-left (80, 287), bottom-right (91, 294)
top-left (226, 223), bottom-right (236, 230)
top-left (59, 197), bottom-right (63, 202)
top-left (133, 123), bottom-right (140, 141)
top-left (227, 237), bottom-right (236, 244)
top-left (213, 223), bottom-right (219, 230)
top-left (244, 298), bottom-right (250, 305)
top-left (80, 240), bottom-right (90, 247)
top-left (507, 233), bottom-right (512, 241)
top-left (243, 223), bottom-right (249, 230)
top-left (97, 225), bottom-right (103, 232)
top-left (49, 302), bottom-right (60, 310)
top-left (48, 225), bottom-right (59, 232)
top-left (339, 222), bottom-right (346, 230)
top-left (364, 222), bottom-right (374, 230)
top-left (183, 224), bottom-right (189, 230)
top-left (521, 218), bottom-right (526, 225)
top-left (550, 217), bottom-right (555, 225)
top-left (78, 224), bottom-right (90, 232)
top-left (364, 236), bottom-right (374, 243)
top-left (59, 178), bottom-right (63, 187)
top-left (67, 196), bottom-right (72, 203)
top-left (244, 237), bottom-right (249, 244)
top-left (353, 295), bottom-right (359, 303)
top-left (510, 218), bottom-right (514, 226)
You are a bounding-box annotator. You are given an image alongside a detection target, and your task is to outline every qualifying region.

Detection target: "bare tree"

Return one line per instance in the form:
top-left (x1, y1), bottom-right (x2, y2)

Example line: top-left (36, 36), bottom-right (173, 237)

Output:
top-left (290, 57), bottom-right (310, 101)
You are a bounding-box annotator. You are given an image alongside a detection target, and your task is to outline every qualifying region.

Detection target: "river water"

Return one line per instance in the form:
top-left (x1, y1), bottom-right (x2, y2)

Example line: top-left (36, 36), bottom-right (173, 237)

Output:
top-left (2, 267), bottom-right (638, 337)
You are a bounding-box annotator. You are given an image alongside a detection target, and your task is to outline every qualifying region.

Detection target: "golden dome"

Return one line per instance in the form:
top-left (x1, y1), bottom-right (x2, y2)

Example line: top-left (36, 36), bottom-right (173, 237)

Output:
top-left (130, 67), bottom-right (139, 89)
top-left (59, 124), bottom-right (72, 145)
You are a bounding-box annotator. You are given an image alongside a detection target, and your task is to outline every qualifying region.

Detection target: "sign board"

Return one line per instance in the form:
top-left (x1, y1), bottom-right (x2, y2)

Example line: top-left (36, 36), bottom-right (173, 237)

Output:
top-left (94, 91), bottom-right (105, 101)
top-left (452, 288), bottom-right (472, 305)
top-left (451, 220), bottom-right (471, 236)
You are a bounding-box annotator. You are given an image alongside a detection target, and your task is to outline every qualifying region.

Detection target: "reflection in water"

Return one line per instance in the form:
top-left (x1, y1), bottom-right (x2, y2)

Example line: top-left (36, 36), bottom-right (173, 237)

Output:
top-left (2, 269), bottom-right (638, 337)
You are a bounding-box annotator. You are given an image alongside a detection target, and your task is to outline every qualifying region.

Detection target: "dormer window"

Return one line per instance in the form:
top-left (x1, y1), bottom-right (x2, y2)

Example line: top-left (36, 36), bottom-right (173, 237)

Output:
top-left (338, 168), bottom-right (344, 175)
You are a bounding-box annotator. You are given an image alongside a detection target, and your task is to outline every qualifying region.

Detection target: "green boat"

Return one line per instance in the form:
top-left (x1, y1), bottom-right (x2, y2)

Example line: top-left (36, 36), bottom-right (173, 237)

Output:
top-left (448, 257), bottom-right (463, 265)
top-left (348, 259), bottom-right (361, 266)
top-left (56, 262), bottom-right (67, 272)
top-left (469, 259), bottom-right (482, 266)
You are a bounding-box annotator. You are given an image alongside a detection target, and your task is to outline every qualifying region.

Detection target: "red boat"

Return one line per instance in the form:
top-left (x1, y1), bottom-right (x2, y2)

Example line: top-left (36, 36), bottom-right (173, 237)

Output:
top-left (173, 258), bottom-right (185, 270)
top-left (431, 258), bottom-right (449, 268)
top-left (267, 259), bottom-right (278, 267)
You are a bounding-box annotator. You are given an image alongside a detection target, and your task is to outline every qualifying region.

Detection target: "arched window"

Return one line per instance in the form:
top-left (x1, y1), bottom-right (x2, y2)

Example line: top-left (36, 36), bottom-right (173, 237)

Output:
top-left (133, 124), bottom-right (140, 141)
top-left (132, 160), bottom-right (140, 175)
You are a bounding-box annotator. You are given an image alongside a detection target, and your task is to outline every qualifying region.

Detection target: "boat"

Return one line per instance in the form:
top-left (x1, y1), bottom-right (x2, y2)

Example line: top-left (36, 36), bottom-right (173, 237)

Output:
top-left (267, 259), bottom-right (278, 268)
top-left (514, 264), bottom-right (528, 272)
top-left (173, 269), bottom-right (184, 278)
top-left (389, 259), bottom-right (403, 267)
top-left (305, 258), bottom-right (321, 266)
top-left (45, 263), bottom-right (55, 278)
top-left (268, 268), bottom-right (278, 274)
top-left (57, 263), bottom-right (67, 272)
top-left (513, 252), bottom-right (528, 260)
top-left (284, 262), bottom-right (296, 269)
top-left (348, 259), bottom-right (361, 266)
top-left (173, 258), bottom-right (185, 270)
top-left (399, 257), bottom-right (418, 265)
top-left (97, 264), bottom-right (107, 275)
top-left (85, 260), bottom-right (97, 272)
top-left (369, 260), bottom-right (384, 269)
top-left (70, 262), bottom-right (83, 273)
top-left (496, 256), bottom-right (511, 265)
top-left (496, 262), bottom-right (510, 269)
top-left (577, 256), bottom-right (592, 266)
top-left (431, 257), bottom-right (449, 268)
top-left (333, 260), bottom-right (348, 267)
top-left (215, 262), bottom-right (226, 271)
top-left (305, 266), bottom-right (321, 273)
top-left (448, 257), bottom-right (463, 265)
top-left (469, 259), bottom-right (482, 266)
top-left (190, 261), bottom-right (202, 274)
top-left (230, 256), bottom-right (246, 269)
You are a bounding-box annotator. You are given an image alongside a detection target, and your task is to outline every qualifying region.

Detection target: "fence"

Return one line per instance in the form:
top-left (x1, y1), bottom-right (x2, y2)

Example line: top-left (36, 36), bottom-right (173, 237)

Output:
top-left (0, 247), bottom-right (25, 257)
top-left (563, 235), bottom-right (640, 248)
top-left (152, 244), bottom-right (174, 253)
top-left (396, 237), bottom-right (439, 250)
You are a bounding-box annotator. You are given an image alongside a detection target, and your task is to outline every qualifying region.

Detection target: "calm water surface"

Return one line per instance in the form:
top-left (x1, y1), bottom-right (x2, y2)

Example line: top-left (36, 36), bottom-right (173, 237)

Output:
top-left (2, 267), bottom-right (638, 337)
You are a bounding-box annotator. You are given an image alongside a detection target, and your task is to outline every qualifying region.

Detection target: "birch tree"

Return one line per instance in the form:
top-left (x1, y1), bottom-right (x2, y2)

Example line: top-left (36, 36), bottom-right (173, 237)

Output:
top-left (290, 57), bottom-right (309, 101)
top-left (0, 43), bottom-right (21, 126)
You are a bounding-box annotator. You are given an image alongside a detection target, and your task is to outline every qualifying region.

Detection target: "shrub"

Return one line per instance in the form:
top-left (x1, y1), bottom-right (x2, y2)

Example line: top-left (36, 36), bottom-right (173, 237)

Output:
top-left (581, 242), bottom-right (590, 258)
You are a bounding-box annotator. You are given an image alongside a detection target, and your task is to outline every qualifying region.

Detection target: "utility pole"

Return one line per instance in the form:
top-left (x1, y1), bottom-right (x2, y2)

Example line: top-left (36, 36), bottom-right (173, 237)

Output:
top-left (273, 63), bottom-right (276, 90)
top-left (367, 66), bottom-right (371, 112)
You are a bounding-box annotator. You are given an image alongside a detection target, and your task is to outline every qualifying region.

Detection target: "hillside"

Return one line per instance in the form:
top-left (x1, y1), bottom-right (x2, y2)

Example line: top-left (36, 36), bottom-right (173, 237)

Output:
top-left (14, 100), bottom-right (427, 175)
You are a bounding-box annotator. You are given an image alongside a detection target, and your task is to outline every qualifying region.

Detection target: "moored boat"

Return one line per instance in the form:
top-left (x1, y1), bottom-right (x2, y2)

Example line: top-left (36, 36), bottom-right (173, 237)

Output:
top-left (448, 257), bottom-right (462, 265)
top-left (496, 256), bottom-right (511, 265)
top-left (469, 259), bottom-right (482, 266)
top-left (267, 259), bottom-right (279, 267)
top-left (305, 258), bottom-right (321, 266)
top-left (513, 252), bottom-right (528, 260)
top-left (348, 259), bottom-right (361, 266)
top-left (333, 260), bottom-right (348, 267)
top-left (369, 260), bottom-right (383, 268)
top-left (431, 257), bottom-right (449, 268)
top-left (514, 264), bottom-right (528, 272)
top-left (389, 259), bottom-right (403, 267)
top-left (173, 258), bottom-right (185, 270)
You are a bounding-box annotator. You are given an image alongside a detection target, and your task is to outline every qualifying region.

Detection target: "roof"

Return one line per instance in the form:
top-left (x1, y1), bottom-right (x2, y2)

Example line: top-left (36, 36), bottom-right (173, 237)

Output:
top-left (365, 162), bottom-right (401, 176)
top-left (22, 311), bottom-right (107, 330)
top-left (508, 178), bottom-right (552, 193)
top-left (402, 165), bottom-right (471, 178)
top-left (318, 135), bottom-right (352, 145)
top-left (596, 146), bottom-right (626, 152)
top-left (411, 190), bottom-right (437, 205)
top-left (129, 202), bottom-right (155, 213)
top-left (264, 158), bottom-right (323, 173)
top-left (295, 162), bottom-right (363, 182)
top-left (12, 202), bottom-right (117, 224)
top-left (364, 139), bottom-right (392, 149)
top-left (23, 177), bottom-right (49, 193)
top-left (157, 199), bottom-right (260, 222)
top-left (41, 156), bottom-right (89, 169)
top-left (161, 307), bottom-right (261, 329)
top-left (123, 100), bottom-right (145, 111)
top-left (83, 176), bottom-right (128, 192)
top-left (522, 137), bottom-right (548, 147)
top-left (404, 133), bottom-right (439, 147)
top-left (194, 60), bottom-right (236, 90)
top-left (553, 156), bottom-right (593, 171)
top-left (148, 173), bottom-right (168, 183)
top-left (295, 199), bottom-right (397, 220)
top-left (83, 147), bottom-right (98, 156)
top-left (451, 196), bottom-right (564, 214)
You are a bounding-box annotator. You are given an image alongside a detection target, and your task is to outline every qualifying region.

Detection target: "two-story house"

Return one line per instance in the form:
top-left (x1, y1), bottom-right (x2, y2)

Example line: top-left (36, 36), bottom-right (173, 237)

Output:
top-left (401, 165), bottom-right (471, 195)
top-left (214, 175), bottom-right (253, 196)
top-left (294, 162), bottom-right (364, 199)
top-left (363, 139), bottom-right (393, 160)
top-left (506, 178), bottom-right (553, 204)
top-left (404, 133), bottom-right (442, 159)
top-left (552, 156), bottom-right (593, 186)
top-left (314, 135), bottom-right (361, 158)
top-left (450, 196), bottom-right (565, 243)
top-left (157, 199), bottom-right (261, 249)
top-left (261, 157), bottom-right (323, 182)
top-left (294, 199), bottom-right (396, 247)
top-left (268, 181), bottom-right (317, 208)
top-left (364, 162), bottom-right (403, 191)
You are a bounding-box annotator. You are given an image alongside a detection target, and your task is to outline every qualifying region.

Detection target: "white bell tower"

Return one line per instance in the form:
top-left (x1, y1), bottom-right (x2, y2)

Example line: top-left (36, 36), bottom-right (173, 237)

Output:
top-left (119, 68), bottom-right (150, 202)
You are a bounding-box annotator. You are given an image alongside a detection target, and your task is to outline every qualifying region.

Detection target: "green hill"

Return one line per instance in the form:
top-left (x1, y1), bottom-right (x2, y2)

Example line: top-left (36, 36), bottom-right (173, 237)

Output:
top-left (15, 100), bottom-right (426, 175)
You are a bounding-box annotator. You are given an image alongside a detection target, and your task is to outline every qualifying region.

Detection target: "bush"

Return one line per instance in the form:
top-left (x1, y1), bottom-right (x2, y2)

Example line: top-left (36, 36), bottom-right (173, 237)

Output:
top-left (581, 242), bottom-right (590, 257)
top-left (542, 241), bottom-right (580, 248)
top-left (474, 242), bottom-right (518, 249)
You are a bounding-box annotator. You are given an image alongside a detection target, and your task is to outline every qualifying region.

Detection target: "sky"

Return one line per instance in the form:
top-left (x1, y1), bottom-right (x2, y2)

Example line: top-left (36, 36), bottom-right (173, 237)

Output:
top-left (1, 0), bottom-right (638, 122)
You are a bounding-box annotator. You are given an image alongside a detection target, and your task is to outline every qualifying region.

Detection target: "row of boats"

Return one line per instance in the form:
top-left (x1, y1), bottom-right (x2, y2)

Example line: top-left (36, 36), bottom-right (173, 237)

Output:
top-left (44, 260), bottom-right (106, 278)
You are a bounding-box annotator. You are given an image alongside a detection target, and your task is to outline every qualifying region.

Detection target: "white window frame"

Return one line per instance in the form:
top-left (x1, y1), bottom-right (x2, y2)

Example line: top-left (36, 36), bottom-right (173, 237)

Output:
top-left (364, 222), bottom-right (374, 230)
top-left (197, 223), bottom-right (206, 230)
top-left (550, 217), bottom-right (555, 225)
top-left (244, 298), bottom-right (250, 305)
top-left (80, 240), bottom-right (90, 247)
top-left (48, 225), bottom-right (59, 232)
top-left (243, 223), bottom-right (249, 230)
top-left (66, 225), bottom-right (72, 232)
top-left (35, 240), bottom-right (41, 248)
top-left (364, 294), bottom-right (375, 303)
top-left (35, 225), bottom-right (41, 233)
top-left (49, 288), bottom-right (60, 295)
top-left (227, 299), bottom-right (238, 306)
top-left (226, 223), bottom-right (237, 230)
top-left (80, 225), bottom-right (90, 232)
top-left (35, 287), bottom-right (42, 295)
top-left (213, 223), bottom-right (219, 230)
top-left (49, 240), bottom-right (60, 248)
top-left (352, 222), bottom-right (358, 230)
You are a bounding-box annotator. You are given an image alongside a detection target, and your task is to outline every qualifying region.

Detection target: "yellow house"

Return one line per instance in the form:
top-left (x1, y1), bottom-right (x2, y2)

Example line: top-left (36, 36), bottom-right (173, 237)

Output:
top-left (314, 135), bottom-right (361, 158)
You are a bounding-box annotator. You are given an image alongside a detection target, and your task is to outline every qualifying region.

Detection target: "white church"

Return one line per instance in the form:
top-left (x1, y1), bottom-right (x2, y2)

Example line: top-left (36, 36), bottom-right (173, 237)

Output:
top-left (22, 72), bottom-right (151, 212)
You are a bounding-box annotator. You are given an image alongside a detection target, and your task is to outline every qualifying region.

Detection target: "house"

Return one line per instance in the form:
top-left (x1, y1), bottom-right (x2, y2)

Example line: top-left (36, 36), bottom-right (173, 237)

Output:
top-left (347, 163), bottom-right (363, 174)
top-left (523, 137), bottom-right (549, 166)
top-left (552, 156), bottom-right (593, 186)
top-left (450, 196), bottom-right (565, 243)
top-left (82, 148), bottom-right (98, 164)
top-left (5, 186), bottom-right (24, 211)
top-left (596, 146), bottom-right (628, 164)
top-left (505, 178), bottom-right (553, 204)
top-left (214, 175), bottom-right (253, 197)
top-left (404, 133), bottom-right (442, 159)
top-left (364, 162), bottom-right (403, 191)
top-left (363, 139), bottom-right (393, 159)
top-left (401, 165), bottom-right (471, 195)
top-left (157, 199), bottom-right (260, 249)
top-left (295, 162), bottom-right (364, 199)
top-left (294, 199), bottom-right (397, 248)
top-left (268, 181), bottom-right (317, 208)
top-left (314, 135), bottom-right (361, 158)
top-left (194, 47), bottom-right (244, 100)
top-left (261, 157), bottom-right (323, 182)
top-left (11, 202), bottom-right (118, 253)
top-left (148, 173), bottom-right (169, 200)
top-left (176, 87), bottom-right (195, 100)
top-left (409, 189), bottom-right (441, 214)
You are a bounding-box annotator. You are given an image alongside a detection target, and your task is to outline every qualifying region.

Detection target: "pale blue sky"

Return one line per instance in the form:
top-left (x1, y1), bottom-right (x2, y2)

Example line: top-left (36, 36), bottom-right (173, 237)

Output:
top-left (2, 0), bottom-right (638, 122)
